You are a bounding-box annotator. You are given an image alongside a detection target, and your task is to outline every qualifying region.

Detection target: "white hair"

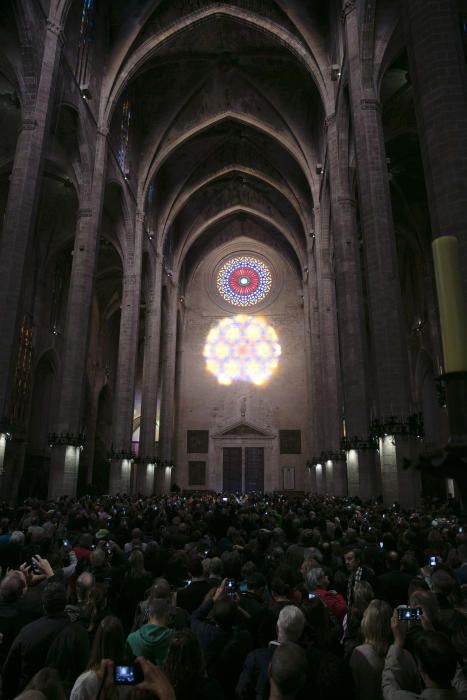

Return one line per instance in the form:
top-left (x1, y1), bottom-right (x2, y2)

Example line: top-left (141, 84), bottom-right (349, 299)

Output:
top-left (10, 530), bottom-right (25, 545)
top-left (277, 605), bottom-right (305, 643)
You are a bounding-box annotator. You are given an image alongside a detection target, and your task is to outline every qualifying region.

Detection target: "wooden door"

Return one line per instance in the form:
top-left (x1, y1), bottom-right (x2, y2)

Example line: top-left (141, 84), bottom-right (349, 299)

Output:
top-left (222, 447), bottom-right (242, 493)
top-left (245, 446), bottom-right (264, 493)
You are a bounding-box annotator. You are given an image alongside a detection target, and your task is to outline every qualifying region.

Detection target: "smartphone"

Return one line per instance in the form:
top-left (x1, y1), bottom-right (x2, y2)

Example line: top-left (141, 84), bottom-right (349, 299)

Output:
top-left (459, 527), bottom-right (463, 533)
top-left (429, 555), bottom-right (438, 567)
top-left (226, 578), bottom-right (236, 596)
top-left (397, 607), bottom-right (422, 622)
top-left (222, 497), bottom-right (228, 502)
top-left (238, 581), bottom-right (248, 593)
top-left (308, 592), bottom-right (317, 600)
top-left (62, 538), bottom-right (70, 547)
top-left (113, 665), bottom-right (142, 685)
top-left (31, 558), bottom-right (40, 574)
top-left (379, 541), bottom-right (384, 549)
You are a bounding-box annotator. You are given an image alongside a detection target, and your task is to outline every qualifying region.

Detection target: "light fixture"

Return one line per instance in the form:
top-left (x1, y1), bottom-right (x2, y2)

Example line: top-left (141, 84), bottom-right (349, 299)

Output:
top-left (331, 65), bottom-right (341, 81)
top-left (80, 85), bottom-right (92, 100)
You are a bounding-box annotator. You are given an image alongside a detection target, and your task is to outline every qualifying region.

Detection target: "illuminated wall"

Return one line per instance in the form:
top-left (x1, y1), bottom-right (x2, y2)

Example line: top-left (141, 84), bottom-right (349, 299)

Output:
top-left (175, 236), bottom-right (309, 493)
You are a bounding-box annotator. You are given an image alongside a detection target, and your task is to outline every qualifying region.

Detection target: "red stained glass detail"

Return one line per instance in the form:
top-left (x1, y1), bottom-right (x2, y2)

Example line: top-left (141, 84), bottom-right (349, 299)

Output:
top-left (229, 267), bottom-right (260, 295)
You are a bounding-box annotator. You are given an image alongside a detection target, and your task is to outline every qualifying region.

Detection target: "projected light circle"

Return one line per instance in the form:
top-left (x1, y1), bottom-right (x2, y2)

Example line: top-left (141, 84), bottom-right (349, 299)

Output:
top-left (203, 315), bottom-right (281, 386)
top-left (217, 256), bottom-right (271, 306)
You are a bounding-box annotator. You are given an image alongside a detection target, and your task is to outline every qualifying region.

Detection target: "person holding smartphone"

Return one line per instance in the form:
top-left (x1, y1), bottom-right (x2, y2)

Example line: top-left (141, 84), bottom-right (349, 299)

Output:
top-left (70, 616), bottom-right (129, 700)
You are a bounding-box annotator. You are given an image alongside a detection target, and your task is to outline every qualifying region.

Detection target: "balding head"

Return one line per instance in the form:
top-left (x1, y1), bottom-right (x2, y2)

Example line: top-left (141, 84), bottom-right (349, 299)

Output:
top-left (0, 571), bottom-right (26, 603)
top-left (269, 642), bottom-right (307, 697)
top-left (386, 551), bottom-right (400, 570)
top-left (151, 578), bottom-right (171, 601)
top-left (76, 572), bottom-right (95, 603)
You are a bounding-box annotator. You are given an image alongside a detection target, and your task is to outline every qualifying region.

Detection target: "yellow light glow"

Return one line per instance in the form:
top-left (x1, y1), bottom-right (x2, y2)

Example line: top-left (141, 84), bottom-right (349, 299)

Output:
top-left (203, 315), bottom-right (281, 385)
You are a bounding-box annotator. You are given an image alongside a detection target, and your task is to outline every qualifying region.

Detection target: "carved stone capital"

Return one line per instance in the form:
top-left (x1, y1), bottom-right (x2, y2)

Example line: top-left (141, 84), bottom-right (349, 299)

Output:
top-left (136, 210), bottom-right (146, 224)
top-left (78, 207), bottom-right (93, 219)
top-left (342, 0), bottom-right (356, 21)
top-left (46, 18), bottom-right (64, 41)
top-left (21, 118), bottom-right (37, 132)
top-left (97, 125), bottom-right (109, 138)
top-left (337, 196), bottom-right (356, 208)
top-left (360, 98), bottom-right (381, 112)
top-left (325, 113), bottom-right (336, 128)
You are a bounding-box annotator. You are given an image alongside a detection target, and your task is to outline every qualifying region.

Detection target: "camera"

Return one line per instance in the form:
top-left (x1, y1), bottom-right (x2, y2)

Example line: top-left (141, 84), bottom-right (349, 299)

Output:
top-left (226, 578), bottom-right (236, 596)
top-left (113, 665), bottom-right (143, 685)
top-left (397, 607), bottom-right (422, 622)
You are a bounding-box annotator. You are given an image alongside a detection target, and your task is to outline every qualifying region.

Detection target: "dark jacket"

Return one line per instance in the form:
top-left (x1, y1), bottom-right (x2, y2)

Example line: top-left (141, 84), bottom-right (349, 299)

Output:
top-left (191, 600), bottom-right (253, 698)
top-left (2, 613), bottom-right (72, 698)
top-left (176, 579), bottom-right (211, 614)
top-left (236, 643), bottom-right (277, 700)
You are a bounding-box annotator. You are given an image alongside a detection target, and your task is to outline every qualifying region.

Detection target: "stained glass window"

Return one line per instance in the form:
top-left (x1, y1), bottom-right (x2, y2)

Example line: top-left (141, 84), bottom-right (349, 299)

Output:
top-left (76, 0), bottom-right (94, 86)
top-left (117, 97), bottom-right (131, 173)
top-left (203, 315), bottom-right (281, 386)
top-left (217, 256), bottom-right (272, 306)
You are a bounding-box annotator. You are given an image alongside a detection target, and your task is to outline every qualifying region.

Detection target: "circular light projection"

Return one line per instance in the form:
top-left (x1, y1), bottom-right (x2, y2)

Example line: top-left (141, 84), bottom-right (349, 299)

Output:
top-left (217, 256), bottom-right (272, 306)
top-left (203, 315), bottom-right (281, 386)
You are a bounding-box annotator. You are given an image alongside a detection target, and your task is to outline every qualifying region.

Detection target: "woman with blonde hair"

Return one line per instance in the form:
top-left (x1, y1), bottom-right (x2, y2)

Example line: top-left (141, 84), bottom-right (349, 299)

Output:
top-left (349, 599), bottom-right (393, 700)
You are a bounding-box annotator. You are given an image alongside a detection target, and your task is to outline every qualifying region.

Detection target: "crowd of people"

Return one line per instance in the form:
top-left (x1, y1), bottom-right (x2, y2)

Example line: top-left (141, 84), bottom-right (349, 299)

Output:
top-left (0, 491), bottom-right (466, 699)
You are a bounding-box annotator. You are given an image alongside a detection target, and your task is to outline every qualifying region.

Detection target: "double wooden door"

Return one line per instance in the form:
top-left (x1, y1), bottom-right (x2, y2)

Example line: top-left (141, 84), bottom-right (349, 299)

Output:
top-left (222, 446), bottom-right (264, 493)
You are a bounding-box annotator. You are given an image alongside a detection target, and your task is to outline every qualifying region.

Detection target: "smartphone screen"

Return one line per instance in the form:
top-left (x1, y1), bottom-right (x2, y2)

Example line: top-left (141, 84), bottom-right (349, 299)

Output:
top-left (226, 578), bottom-right (236, 596)
top-left (397, 607), bottom-right (422, 622)
top-left (114, 665), bottom-right (141, 685)
top-left (429, 555), bottom-right (438, 567)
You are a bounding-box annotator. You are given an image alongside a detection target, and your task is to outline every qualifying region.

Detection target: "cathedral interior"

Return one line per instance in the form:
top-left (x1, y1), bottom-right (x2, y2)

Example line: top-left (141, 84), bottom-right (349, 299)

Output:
top-left (1, 0), bottom-right (467, 506)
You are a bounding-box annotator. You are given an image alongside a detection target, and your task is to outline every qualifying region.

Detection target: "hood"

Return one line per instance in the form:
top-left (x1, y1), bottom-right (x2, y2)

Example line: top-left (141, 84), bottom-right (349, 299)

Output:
top-left (134, 624), bottom-right (173, 647)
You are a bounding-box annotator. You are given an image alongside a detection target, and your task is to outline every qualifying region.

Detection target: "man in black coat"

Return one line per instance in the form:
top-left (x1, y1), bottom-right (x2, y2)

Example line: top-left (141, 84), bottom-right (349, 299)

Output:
top-left (2, 577), bottom-right (89, 698)
top-left (378, 551), bottom-right (414, 608)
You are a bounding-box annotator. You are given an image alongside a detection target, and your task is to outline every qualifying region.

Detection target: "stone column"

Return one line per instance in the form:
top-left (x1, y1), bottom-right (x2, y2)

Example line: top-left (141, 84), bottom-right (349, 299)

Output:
top-left (0, 17), bottom-right (63, 497)
top-left (158, 279), bottom-right (178, 494)
top-left (48, 128), bottom-right (108, 499)
top-left (326, 112), bottom-right (376, 499)
top-left (305, 248), bottom-right (325, 478)
top-left (405, 0), bottom-right (467, 297)
top-left (302, 259), bottom-right (318, 495)
top-left (314, 200), bottom-right (347, 496)
top-left (109, 211), bottom-right (144, 495)
top-left (137, 254), bottom-right (163, 495)
top-left (344, 3), bottom-right (417, 505)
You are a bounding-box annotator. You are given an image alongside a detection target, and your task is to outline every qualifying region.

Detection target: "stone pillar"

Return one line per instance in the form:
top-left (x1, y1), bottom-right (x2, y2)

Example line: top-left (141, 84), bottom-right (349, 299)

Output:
top-left (326, 112), bottom-right (376, 499)
top-left (109, 211), bottom-right (144, 495)
top-left (48, 128), bottom-right (108, 499)
top-left (302, 258), bottom-right (319, 494)
top-left (315, 463), bottom-right (326, 495)
top-left (0, 17), bottom-right (63, 498)
top-left (137, 254), bottom-right (163, 495)
top-left (158, 279), bottom-right (178, 494)
top-left (305, 248), bottom-right (325, 474)
top-left (344, 3), bottom-right (418, 505)
top-left (405, 0), bottom-right (467, 298)
top-left (314, 200), bottom-right (347, 497)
